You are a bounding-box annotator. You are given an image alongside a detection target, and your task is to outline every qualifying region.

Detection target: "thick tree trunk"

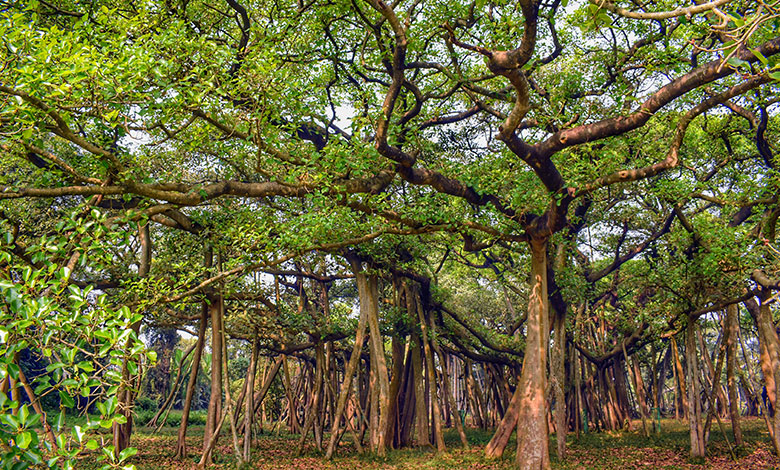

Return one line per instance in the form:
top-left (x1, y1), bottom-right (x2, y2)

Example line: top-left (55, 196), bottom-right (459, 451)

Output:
top-left (686, 320), bottom-right (706, 459)
top-left (516, 237), bottom-right (551, 470)
top-left (612, 357), bottom-right (632, 429)
top-left (368, 353), bottom-right (379, 452)
top-left (654, 344), bottom-right (671, 413)
top-left (725, 304), bottom-right (743, 446)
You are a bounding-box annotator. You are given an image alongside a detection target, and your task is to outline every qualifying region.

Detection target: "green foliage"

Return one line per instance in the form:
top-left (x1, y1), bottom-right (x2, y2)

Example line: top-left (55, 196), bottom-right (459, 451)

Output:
top-left (0, 214), bottom-right (149, 469)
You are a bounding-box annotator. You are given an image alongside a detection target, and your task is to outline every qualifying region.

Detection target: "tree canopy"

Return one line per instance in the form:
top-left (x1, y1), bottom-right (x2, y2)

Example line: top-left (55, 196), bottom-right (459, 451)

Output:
top-left (1, 0), bottom-right (779, 468)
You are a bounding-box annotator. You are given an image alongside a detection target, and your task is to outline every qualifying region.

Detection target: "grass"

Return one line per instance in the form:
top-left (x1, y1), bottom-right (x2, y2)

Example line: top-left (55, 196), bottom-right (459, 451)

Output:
top-left (73, 417), bottom-right (776, 469)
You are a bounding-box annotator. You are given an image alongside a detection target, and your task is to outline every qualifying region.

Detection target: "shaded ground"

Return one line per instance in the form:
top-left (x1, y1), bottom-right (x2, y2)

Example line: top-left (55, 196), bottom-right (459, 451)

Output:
top-left (80, 418), bottom-right (778, 469)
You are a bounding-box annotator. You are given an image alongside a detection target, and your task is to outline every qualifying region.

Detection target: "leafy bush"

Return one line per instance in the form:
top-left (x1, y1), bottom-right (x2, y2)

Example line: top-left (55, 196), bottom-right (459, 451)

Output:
top-left (136, 396), bottom-right (157, 412)
top-left (0, 215), bottom-right (151, 470)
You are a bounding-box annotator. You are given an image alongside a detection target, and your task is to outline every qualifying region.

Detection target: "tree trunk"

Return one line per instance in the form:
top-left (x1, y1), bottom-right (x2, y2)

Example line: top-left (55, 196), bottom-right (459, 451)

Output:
top-left (298, 342), bottom-right (325, 453)
top-left (410, 330), bottom-right (430, 447)
top-left (113, 222), bottom-right (151, 457)
top-left (282, 356), bottom-right (300, 434)
top-left (413, 287), bottom-right (445, 452)
top-left (552, 310), bottom-right (567, 459)
top-left (325, 277), bottom-right (369, 458)
top-left (686, 320), bottom-right (706, 459)
top-left (386, 334), bottom-right (404, 448)
top-left (176, 301), bottom-right (208, 459)
top-left (150, 342), bottom-right (197, 429)
top-left (625, 341), bottom-right (649, 437)
top-left (243, 334), bottom-right (260, 462)
top-left (251, 356), bottom-right (283, 419)
top-left (434, 347), bottom-right (469, 449)
top-left (397, 345), bottom-right (417, 447)
top-left (365, 274), bottom-right (391, 455)
top-left (755, 291), bottom-right (780, 454)
top-left (486, 379), bottom-right (522, 456)
top-left (516, 237), bottom-right (551, 470)
top-left (697, 326), bottom-right (726, 418)
top-left (17, 366), bottom-right (57, 448)
top-left (202, 294), bottom-right (224, 463)
top-left (465, 357), bottom-right (486, 429)
top-left (725, 303), bottom-right (743, 446)
top-left (671, 336), bottom-right (688, 420)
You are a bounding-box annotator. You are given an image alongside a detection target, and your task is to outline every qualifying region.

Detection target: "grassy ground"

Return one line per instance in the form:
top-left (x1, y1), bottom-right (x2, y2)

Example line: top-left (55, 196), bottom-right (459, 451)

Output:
top-left (78, 417), bottom-right (778, 469)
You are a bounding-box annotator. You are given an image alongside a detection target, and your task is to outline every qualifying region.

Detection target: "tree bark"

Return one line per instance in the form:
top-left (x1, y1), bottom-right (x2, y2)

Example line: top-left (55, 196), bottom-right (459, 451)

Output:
top-left (671, 336), bottom-right (688, 420)
top-left (17, 365), bottom-right (57, 448)
top-left (412, 285), bottom-right (445, 452)
top-left (243, 334), bottom-right (260, 462)
top-left (298, 342), bottom-right (325, 453)
top-left (625, 342), bottom-right (649, 437)
top-left (386, 334), bottom-right (404, 448)
top-left (552, 309), bottom-right (567, 459)
top-left (250, 356), bottom-right (283, 420)
top-left (176, 301), bottom-right (208, 459)
top-left (202, 294), bottom-right (224, 463)
top-left (755, 290), bottom-right (780, 454)
top-left (516, 237), bottom-right (551, 470)
top-left (725, 304), bottom-right (743, 446)
top-left (434, 347), bottom-right (469, 449)
top-left (282, 356), bottom-right (300, 434)
top-left (465, 357), bottom-right (486, 429)
top-left (686, 320), bottom-right (706, 459)
top-left (325, 279), bottom-right (369, 458)
top-left (365, 274), bottom-right (391, 455)
top-left (410, 329), bottom-right (430, 447)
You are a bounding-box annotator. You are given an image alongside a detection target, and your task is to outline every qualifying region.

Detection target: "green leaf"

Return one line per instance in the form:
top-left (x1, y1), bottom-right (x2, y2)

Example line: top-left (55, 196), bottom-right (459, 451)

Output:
top-left (72, 425), bottom-right (85, 443)
top-left (85, 439), bottom-right (99, 450)
top-left (117, 447), bottom-right (138, 462)
top-left (753, 49), bottom-right (768, 66)
top-left (59, 390), bottom-right (75, 408)
top-left (17, 431), bottom-right (32, 449)
top-left (726, 57), bottom-right (747, 68)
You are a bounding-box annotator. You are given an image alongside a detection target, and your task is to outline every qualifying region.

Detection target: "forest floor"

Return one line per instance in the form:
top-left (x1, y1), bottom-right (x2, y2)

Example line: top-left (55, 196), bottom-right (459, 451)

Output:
top-left (79, 417), bottom-right (778, 469)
